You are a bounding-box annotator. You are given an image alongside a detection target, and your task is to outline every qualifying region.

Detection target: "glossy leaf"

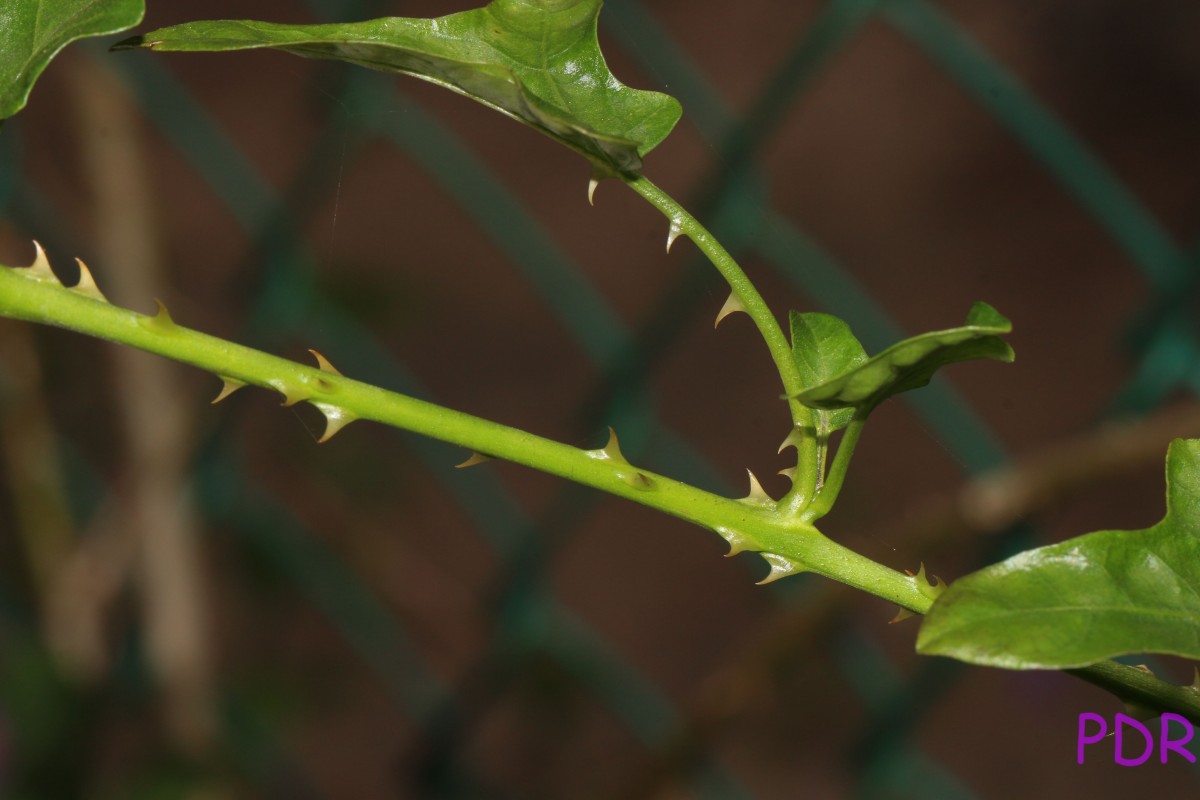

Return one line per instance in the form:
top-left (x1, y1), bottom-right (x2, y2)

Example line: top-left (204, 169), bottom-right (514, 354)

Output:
top-left (0, 0), bottom-right (144, 119)
top-left (115, 0), bottom-right (682, 175)
top-left (793, 302), bottom-right (1013, 413)
top-left (918, 438), bottom-right (1200, 669)
top-left (789, 311), bottom-right (867, 433)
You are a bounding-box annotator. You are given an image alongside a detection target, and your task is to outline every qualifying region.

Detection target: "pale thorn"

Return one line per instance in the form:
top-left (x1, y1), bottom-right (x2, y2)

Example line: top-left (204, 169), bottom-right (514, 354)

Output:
top-left (587, 177), bottom-right (600, 206)
top-left (716, 527), bottom-right (752, 557)
top-left (138, 299), bottom-right (178, 333)
top-left (313, 402), bottom-right (356, 443)
top-left (742, 469), bottom-right (772, 504)
top-left (665, 220), bottom-right (684, 253)
top-left (308, 348), bottom-right (342, 375)
top-left (889, 607), bottom-right (917, 624)
top-left (455, 452), bottom-right (493, 469)
top-left (1190, 668), bottom-right (1200, 693)
top-left (211, 377), bottom-right (246, 404)
top-left (595, 426), bottom-right (629, 464)
top-left (756, 553), bottom-right (802, 585)
top-left (777, 426), bottom-right (805, 455)
top-left (713, 292), bottom-right (748, 329)
top-left (72, 258), bottom-right (108, 302)
top-left (1133, 664), bottom-right (1154, 674)
top-left (28, 240), bottom-right (60, 284)
top-left (777, 466), bottom-right (797, 482)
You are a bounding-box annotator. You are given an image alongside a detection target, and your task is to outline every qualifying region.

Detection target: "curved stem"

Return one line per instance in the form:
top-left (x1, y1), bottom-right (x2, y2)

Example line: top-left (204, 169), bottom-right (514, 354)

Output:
top-left (623, 175), bottom-right (819, 496)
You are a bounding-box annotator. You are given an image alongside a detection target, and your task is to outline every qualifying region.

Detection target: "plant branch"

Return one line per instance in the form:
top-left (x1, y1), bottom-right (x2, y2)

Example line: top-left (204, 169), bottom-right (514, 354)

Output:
top-left (0, 254), bottom-right (937, 612)
top-left (622, 175), bottom-right (819, 485)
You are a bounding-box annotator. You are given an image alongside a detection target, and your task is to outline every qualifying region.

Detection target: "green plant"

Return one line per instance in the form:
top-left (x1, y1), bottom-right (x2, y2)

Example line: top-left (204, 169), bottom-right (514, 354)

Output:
top-left (2, 0), bottom-right (1198, 753)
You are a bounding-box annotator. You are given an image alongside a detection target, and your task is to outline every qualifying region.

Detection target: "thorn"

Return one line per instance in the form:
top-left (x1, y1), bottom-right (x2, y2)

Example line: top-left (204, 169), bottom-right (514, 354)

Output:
top-left (312, 402), bottom-right (356, 442)
top-left (911, 562), bottom-right (947, 601)
top-left (741, 469), bottom-right (773, 505)
top-left (1133, 664), bottom-right (1153, 675)
top-left (756, 553), bottom-right (802, 585)
top-left (1190, 668), bottom-right (1200, 693)
top-left (714, 292), bottom-right (748, 329)
top-left (715, 526), bottom-right (754, 557)
top-left (665, 220), bottom-right (684, 253)
top-left (889, 608), bottom-right (917, 624)
top-left (138, 299), bottom-right (178, 333)
top-left (27, 241), bottom-right (61, 284)
top-left (309, 349), bottom-right (342, 375)
top-left (211, 377), bottom-right (246, 404)
top-left (271, 379), bottom-right (308, 407)
top-left (591, 426), bottom-right (629, 464)
top-left (587, 177), bottom-right (600, 206)
top-left (71, 258), bottom-right (108, 302)
top-left (777, 466), bottom-right (797, 482)
top-left (777, 426), bottom-right (805, 455)
top-left (455, 452), bottom-right (493, 469)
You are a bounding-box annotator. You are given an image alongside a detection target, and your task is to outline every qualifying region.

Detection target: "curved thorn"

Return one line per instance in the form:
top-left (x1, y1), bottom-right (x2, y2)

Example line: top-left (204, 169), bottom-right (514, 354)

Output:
top-left (741, 469), bottom-right (772, 505)
top-left (715, 526), bottom-right (753, 557)
top-left (313, 402), bottom-right (356, 442)
top-left (777, 466), bottom-right (797, 483)
top-left (714, 292), bottom-right (748, 329)
top-left (211, 377), bottom-right (246, 404)
top-left (889, 607), bottom-right (917, 624)
top-left (665, 220), bottom-right (684, 253)
top-left (587, 177), bottom-right (600, 206)
top-left (455, 452), bottom-right (493, 469)
top-left (309, 348), bottom-right (342, 375)
top-left (777, 425), bottom-right (805, 455)
top-left (591, 426), bottom-right (629, 464)
top-left (138, 299), bottom-right (178, 333)
top-left (27, 241), bottom-right (61, 284)
top-left (756, 553), bottom-right (802, 585)
top-left (71, 258), bottom-right (109, 302)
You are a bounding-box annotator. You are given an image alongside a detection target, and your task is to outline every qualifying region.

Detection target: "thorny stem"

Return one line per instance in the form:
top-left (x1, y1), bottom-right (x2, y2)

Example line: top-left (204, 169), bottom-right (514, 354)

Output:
top-left (1, 256), bottom-right (1197, 722)
top-left (622, 175), bottom-right (821, 504)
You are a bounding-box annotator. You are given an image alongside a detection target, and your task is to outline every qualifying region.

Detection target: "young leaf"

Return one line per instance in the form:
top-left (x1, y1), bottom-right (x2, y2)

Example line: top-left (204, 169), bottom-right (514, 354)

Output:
top-left (917, 438), bottom-right (1200, 669)
top-left (0, 0), bottom-right (145, 120)
top-left (789, 311), bottom-right (867, 433)
top-left (793, 302), bottom-right (1013, 414)
top-left (114, 0), bottom-right (682, 175)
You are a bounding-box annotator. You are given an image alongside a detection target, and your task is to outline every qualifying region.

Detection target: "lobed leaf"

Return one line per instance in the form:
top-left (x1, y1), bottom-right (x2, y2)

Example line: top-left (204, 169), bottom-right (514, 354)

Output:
top-left (0, 0), bottom-right (144, 120)
top-left (917, 438), bottom-right (1200, 669)
top-left (114, 0), bottom-right (682, 175)
top-left (793, 301), bottom-right (1013, 414)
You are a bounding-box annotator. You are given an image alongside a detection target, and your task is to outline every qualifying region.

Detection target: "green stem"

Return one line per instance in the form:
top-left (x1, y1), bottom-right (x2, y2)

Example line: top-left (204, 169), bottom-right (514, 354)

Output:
top-left (799, 412), bottom-right (867, 521)
top-left (5, 260), bottom-right (1194, 722)
top-left (1068, 662), bottom-right (1200, 725)
top-left (622, 175), bottom-right (819, 497)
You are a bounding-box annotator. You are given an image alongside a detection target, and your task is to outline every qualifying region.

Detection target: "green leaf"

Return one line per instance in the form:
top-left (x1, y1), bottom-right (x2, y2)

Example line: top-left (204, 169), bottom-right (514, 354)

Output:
top-left (789, 311), bottom-right (867, 433)
top-left (793, 301), bottom-right (1013, 413)
top-left (115, 0), bottom-right (682, 175)
top-left (0, 0), bottom-right (145, 120)
top-left (917, 438), bottom-right (1200, 669)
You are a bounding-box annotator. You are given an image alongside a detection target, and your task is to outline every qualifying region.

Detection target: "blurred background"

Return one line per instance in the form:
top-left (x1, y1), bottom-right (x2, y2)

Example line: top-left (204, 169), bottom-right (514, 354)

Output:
top-left (2, 0), bottom-right (1200, 797)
